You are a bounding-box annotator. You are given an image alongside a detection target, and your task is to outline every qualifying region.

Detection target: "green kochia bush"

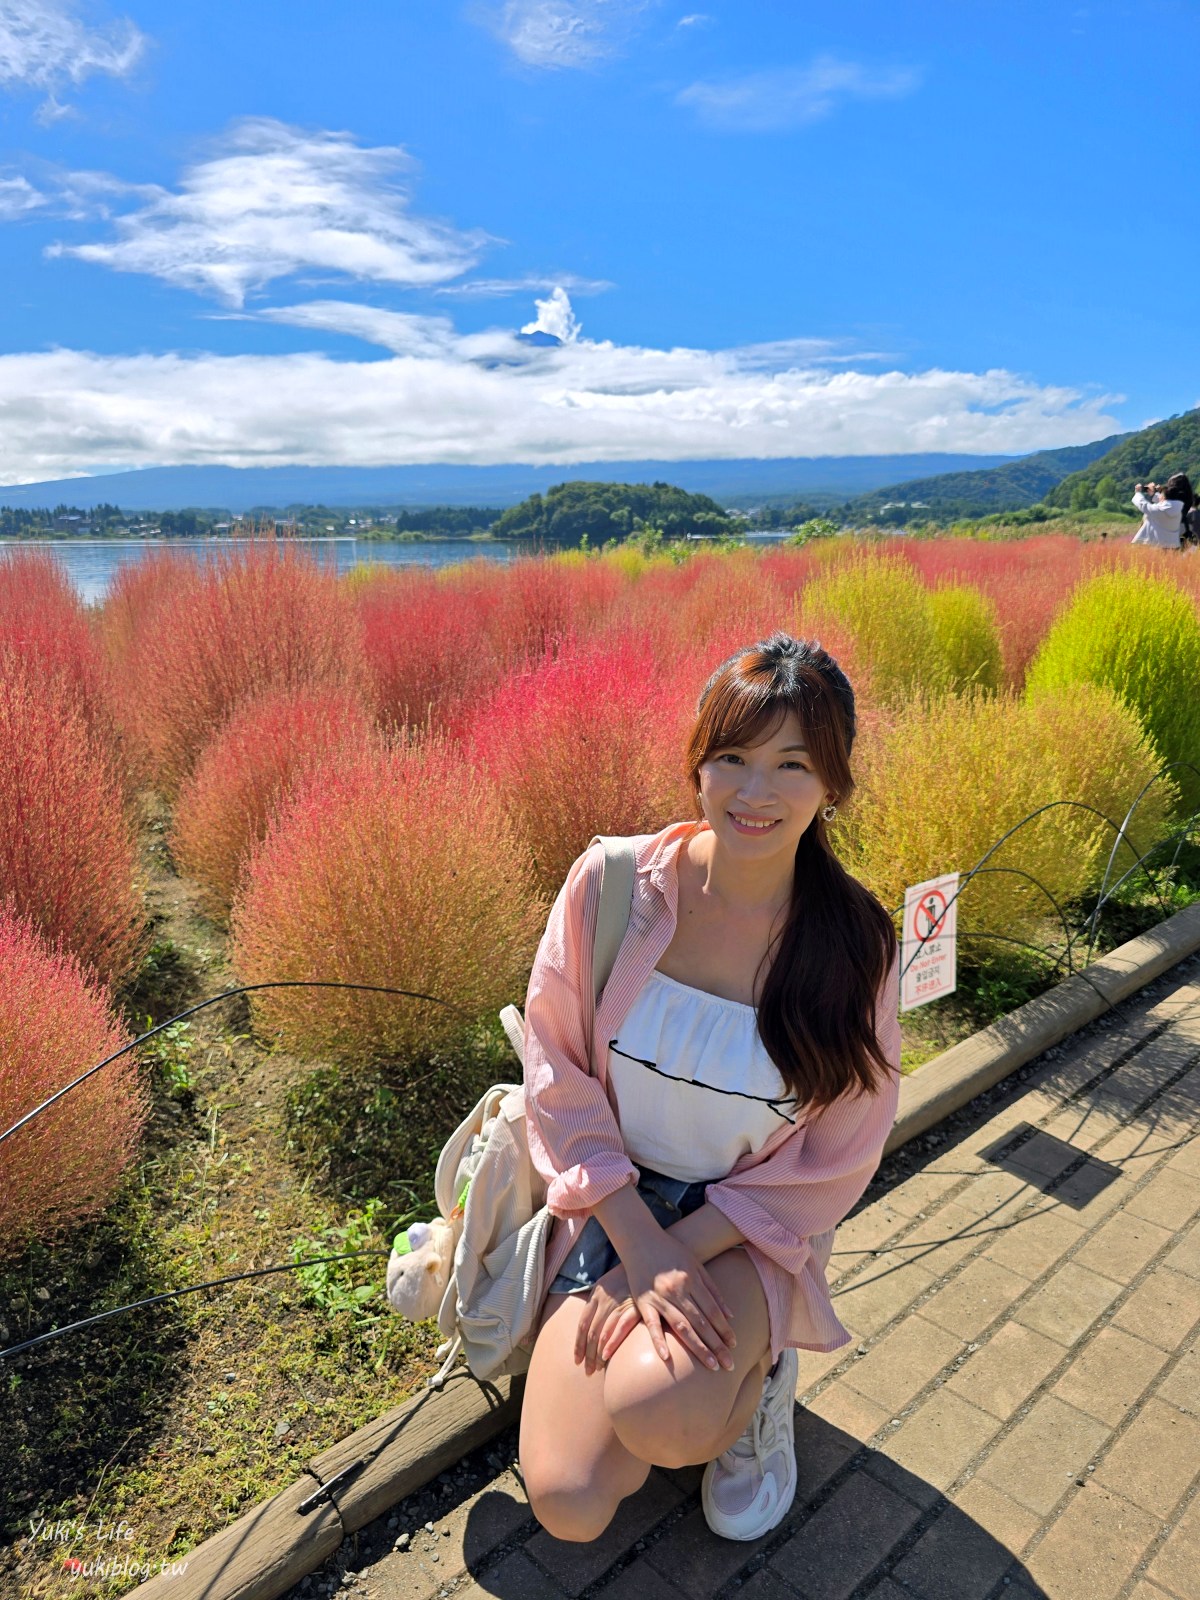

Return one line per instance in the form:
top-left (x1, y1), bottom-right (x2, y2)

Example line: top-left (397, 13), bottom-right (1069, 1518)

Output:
top-left (927, 585), bottom-right (1004, 693)
top-left (229, 736), bottom-right (547, 1070)
top-left (841, 683), bottom-right (1176, 956)
top-left (1026, 571), bottom-right (1200, 815)
top-left (802, 553), bottom-right (1002, 705)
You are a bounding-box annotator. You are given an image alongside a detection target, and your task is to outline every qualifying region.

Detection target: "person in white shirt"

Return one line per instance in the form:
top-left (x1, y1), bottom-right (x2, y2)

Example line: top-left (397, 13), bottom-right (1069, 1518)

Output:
top-left (1131, 473), bottom-right (1194, 549)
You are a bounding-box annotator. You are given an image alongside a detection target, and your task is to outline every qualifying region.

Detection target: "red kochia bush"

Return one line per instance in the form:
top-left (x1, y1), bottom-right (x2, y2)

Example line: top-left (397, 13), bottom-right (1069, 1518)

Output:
top-left (0, 652), bottom-right (144, 985)
top-left (114, 544), bottom-right (369, 796)
top-left (0, 909), bottom-right (146, 1254)
top-left (230, 737), bottom-right (545, 1068)
top-left (0, 548), bottom-right (120, 755)
top-left (466, 637), bottom-right (695, 896)
top-left (355, 565), bottom-right (503, 732)
top-left (171, 686), bottom-right (377, 922)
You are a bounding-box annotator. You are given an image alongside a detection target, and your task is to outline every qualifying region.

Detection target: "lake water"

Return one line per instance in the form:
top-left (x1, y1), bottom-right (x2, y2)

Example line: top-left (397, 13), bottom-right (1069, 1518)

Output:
top-left (1, 532), bottom-right (791, 604)
top-left (0, 536), bottom-right (542, 605)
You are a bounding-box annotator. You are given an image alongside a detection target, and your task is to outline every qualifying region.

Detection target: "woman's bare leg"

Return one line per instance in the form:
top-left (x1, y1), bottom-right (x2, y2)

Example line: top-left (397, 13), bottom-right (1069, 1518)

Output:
top-left (521, 1251), bottom-right (776, 1541)
top-left (519, 1292), bottom-right (652, 1542)
top-left (602, 1248), bottom-right (774, 1470)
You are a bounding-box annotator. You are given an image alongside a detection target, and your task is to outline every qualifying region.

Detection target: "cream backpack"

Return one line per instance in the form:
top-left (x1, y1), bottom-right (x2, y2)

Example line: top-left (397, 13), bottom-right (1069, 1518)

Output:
top-left (408, 836), bottom-right (637, 1388)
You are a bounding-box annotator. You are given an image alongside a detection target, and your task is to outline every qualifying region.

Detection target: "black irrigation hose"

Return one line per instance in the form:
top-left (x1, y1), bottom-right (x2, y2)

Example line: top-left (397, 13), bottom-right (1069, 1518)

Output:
top-left (892, 783), bottom-right (1200, 984)
top-left (0, 980), bottom-right (470, 1148)
top-left (0, 1247), bottom-right (393, 1362)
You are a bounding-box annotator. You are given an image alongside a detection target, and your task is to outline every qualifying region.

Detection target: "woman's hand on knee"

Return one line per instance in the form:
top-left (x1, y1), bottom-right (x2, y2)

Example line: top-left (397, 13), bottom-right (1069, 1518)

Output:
top-left (621, 1231), bottom-right (737, 1372)
top-left (574, 1267), bottom-right (637, 1376)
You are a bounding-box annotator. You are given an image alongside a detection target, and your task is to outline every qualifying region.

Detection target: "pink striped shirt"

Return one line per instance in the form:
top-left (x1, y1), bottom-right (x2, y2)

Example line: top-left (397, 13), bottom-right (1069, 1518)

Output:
top-left (523, 820), bottom-right (902, 1358)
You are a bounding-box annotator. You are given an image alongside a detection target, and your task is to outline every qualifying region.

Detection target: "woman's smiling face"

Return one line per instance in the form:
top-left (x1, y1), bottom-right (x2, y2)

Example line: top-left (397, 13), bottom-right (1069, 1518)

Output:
top-left (697, 709), bottom-right (831, 858)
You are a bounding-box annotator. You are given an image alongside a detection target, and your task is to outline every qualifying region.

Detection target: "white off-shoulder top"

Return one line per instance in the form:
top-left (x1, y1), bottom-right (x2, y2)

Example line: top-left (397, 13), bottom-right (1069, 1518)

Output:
top-left (604, 968), bottom-right (799, 1182)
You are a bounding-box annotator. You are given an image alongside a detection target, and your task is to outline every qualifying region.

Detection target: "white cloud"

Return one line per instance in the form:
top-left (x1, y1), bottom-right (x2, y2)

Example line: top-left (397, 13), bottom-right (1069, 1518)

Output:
top-left (678, 55), bottom-right (922, 131)
top-left (482, 0), bottom-right (655, 69)
top-left (0, 172), bottom-right (45, 215)
top-left (0, 0), bottom-right (146, 92)
top-left (0, 329), bottom-right (1123, 485)
top-left (436, 272), bottom-right (612, 297)
top-left (521, 284), bottom-right (580, 341)
top-left (47, 119), bottom-right (490, 307)
top-left (677, 13), bottom-right (713, 27)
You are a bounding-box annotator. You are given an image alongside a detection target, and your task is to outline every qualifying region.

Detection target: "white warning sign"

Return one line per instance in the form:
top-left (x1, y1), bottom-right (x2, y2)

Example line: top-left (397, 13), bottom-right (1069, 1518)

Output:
top-left (900, 872), bottom-right (959, 1012)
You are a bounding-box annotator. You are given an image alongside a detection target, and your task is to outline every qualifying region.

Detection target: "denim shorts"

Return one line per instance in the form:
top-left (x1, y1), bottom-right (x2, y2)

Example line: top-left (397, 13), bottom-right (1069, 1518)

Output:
top-left (546, 1165), bottom-right (715, 1296)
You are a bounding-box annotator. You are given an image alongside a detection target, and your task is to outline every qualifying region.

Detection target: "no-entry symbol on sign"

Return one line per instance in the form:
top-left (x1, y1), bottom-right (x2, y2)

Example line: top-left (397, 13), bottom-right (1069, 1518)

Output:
top-left (900, 872), bottom-right (959, 1013)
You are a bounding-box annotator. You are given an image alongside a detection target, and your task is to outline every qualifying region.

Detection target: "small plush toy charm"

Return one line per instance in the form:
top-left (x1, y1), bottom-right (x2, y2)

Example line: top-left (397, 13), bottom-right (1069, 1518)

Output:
top-left (386, 1217), bottom-right (460, 1321)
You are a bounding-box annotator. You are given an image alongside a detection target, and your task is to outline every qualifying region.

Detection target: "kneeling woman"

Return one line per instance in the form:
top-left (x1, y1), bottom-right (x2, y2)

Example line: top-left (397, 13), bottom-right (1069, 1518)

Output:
top-left (518, 633), bottom-right (901, 1544)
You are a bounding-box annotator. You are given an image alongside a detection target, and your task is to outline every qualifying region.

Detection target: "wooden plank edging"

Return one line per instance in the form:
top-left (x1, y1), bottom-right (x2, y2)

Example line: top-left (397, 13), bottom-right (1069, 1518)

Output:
top-left (134, 1372), bottom-right (522, 1598)
top-left (137, 898), bottom-right (1200, 1598)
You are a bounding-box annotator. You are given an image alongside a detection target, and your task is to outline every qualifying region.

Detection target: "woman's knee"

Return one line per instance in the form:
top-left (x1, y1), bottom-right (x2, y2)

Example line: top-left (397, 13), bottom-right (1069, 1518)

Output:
top-left (523, 1477), bottom-right (618, 1544)
top-left (603, 1339), bottom-right (740, 1467)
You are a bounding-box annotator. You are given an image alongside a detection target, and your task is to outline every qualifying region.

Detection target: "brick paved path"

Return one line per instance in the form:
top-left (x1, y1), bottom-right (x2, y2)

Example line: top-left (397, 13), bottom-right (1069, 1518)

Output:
top-left (296, 958), bottom-right (1200, 1600)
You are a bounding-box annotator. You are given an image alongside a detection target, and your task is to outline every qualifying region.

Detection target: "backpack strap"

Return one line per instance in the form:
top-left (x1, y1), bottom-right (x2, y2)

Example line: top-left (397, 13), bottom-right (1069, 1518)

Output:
top-left (499, 835), bottom-right (638, 1071)
top-left (589, 835), bottom-right (638, 1004)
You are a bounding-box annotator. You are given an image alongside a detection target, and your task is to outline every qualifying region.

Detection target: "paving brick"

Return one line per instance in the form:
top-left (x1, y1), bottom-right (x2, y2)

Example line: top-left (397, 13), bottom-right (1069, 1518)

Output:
top-left (593, 1563), bottom-right (689, 1600)
top-left (1155, 1340), bottom-right (1198, 1415)
top-left (890, 1499), bottom-right (1023, 1600)
top-left (950, 1477), bottom-right (1041, 1555)
top-left (1166, 1133), bottom-right (1200, 1177)
top-left (642, 1505), bottom-right (763, 1598)
top-left (951, 1167), bottom-right (1034, 1225)
top-left (1072, 1209), bottom-right (1174, 1285)
top-left (1124, 1582), bottom-right (1178, 1600)
top-left (1163, 1220), bottom-right (1200, 1280)
top-left (993, 1125), bottom-right (1085, 1185)
top-left (980, 1200), bottom-right (1085, 1280)
top-left (1146, 1491), bottom-right (1200, 1597)
top-left (918, 1256), bottom-right (1028, 1340)
top-left (833, 1201), bottom-right (912, 1256)
top-left (1126, 1168), bottom-right (1200, 1231)
top-left (1023, 1482), bottom-right (1162, 1600)
top-left (1045, 1171), bottom-right (1136, 1227)
top-left (895, 1203), bottom-right (992, 1274)
top-left (733, 1570), bottom-right (797, 1600)
top-left (976, 1395), bottom-right (1110, 1516)
top-left (526, 1469), bottom-right (682, 1597)
top-left (806, 1380), bottom-right (889, 1444)
top-left (945, 1321), bottom-right (1063, 1420)
top-left (876, 1388), bottom-right (1000, 1496)
top-left (1012, 1260), bottom-right (1123, 1347)
top-left (841, 1316), bottom-right (963, 1414)
top-left (793, 1406), bottom-right (861, 1502)
top-left (795, 1347), bottom-right (845, 1397)
top-left (880, 1168), bottom-right (963, 1218)
top-left (1051, 1326), bottom-right (1170, 1426)
top-left (1093, 1399), bottom-right (1200, 1518)
top-left (1041, 1102), bottom-right (1129, 1155)
top-left (830, 1252), bottom-right (937, 1337)
top-left (1113, 1269), bottom-right (1200, 1351)
top-left (768, 1470), bottom-right (922, 1600)
top-left (459, 1549), bottom-right (563, 1600)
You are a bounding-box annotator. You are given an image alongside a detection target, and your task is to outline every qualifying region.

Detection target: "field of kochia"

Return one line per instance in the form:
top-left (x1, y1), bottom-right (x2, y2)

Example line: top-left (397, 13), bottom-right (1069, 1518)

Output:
top-left (3, 532), bottom-right (1200, 1253)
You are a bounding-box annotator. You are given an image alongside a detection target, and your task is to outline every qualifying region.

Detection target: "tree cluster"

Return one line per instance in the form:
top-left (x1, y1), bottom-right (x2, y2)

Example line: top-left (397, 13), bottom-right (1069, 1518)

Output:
top-left (1044, 409), bottom-right (1200, 511)
top-left (489, 480), bottom-right (738, 544)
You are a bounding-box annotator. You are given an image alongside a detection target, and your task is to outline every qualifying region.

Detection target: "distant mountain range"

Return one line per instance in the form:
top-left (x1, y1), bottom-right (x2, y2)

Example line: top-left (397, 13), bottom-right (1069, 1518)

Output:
top-left (0, 455), bottom-right (1017, 513)
top-left (842, 435), bottom-right (1131, 523)
top-left (1044, 410), bottom-right (1200, 509)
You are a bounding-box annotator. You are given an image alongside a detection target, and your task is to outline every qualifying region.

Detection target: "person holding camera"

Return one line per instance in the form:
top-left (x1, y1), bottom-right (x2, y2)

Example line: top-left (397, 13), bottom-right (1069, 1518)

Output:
top-left (1131, 474), bottom-right (1194, 549)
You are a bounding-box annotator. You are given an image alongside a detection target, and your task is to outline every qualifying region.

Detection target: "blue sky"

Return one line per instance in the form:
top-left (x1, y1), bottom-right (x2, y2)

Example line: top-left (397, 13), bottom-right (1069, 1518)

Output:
top-left (0, 0), bottom-right (1196, 484)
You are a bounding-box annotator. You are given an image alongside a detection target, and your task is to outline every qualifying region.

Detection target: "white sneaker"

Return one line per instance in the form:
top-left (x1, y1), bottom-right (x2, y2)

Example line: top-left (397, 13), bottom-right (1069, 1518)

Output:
top-left (701, 1347), bottom-right (799, 1541)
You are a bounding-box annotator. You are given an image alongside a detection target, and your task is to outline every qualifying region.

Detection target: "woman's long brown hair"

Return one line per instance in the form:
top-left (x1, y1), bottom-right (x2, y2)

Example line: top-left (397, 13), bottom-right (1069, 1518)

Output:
top-left (685, 632), bottom-right (896, 1109)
